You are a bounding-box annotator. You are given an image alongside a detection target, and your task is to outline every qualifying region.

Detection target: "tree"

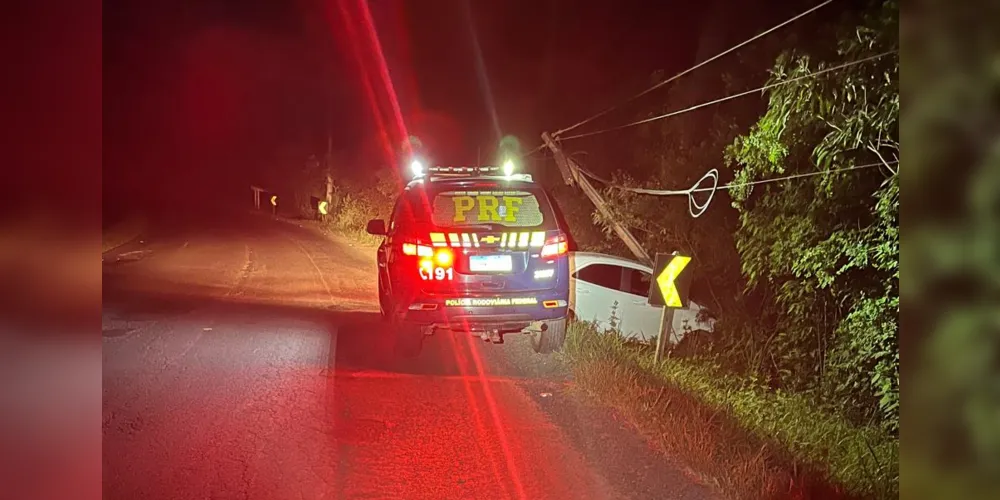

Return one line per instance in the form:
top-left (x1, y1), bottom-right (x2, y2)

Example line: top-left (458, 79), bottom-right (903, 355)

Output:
top-left (725, 0), bottom-right (899, 427)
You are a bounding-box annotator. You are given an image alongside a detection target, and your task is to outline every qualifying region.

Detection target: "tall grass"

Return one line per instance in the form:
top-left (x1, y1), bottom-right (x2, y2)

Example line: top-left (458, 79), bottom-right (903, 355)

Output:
top-left (325, 170), bottom-right (397, 244)
top-left (564, 321), bottom-right (899, 499)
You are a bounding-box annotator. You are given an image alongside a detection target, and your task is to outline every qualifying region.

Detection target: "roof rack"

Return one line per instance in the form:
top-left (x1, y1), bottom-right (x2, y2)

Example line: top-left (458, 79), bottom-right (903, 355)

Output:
top-left (420, 165), bottom-right (533, 183)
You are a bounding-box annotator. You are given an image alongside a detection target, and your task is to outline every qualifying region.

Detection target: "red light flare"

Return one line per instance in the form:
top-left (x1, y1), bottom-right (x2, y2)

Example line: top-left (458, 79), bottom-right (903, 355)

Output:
top-left (331, 0), bottom-right (413, 178)
top-left (464, 335), bottom-right (529, 500)
top-left (385, 3), bottom-right (424, 125)
top-left (354, 0), bottom-right (413, 159)
top-left (332, 0), bottom-right (396, 169)
top-left (444, 332), bottom-right (510, 497)
top-left (446, 321), bottom-right (529, 500)
top-left (416, 277), bottom-right (524, 498)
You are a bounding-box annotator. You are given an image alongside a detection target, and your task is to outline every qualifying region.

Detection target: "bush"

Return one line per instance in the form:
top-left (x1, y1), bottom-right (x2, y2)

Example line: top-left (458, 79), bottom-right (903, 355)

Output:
top-left (327, 168), bottom-right (398, 242)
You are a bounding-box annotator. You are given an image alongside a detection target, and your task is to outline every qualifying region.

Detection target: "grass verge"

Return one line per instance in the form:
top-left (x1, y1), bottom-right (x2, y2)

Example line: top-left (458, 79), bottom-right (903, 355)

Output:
top-left (563, 321), bottom-right (899, 500)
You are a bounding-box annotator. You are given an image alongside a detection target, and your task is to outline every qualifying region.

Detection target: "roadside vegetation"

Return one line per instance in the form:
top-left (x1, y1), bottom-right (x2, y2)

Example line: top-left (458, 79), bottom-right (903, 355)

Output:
top-left (555, 1), bottom-right (902, 498)
top-left (322, 169), bottom-right (397, 244)
top-left (277, 153), bottom-right (397, 244)
top-left (564, 321), bottom-right (897, 499)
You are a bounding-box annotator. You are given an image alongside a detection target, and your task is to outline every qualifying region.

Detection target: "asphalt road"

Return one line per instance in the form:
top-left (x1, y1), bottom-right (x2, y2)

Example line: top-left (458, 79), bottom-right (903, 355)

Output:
top-left (102, 213), bottom-right (716, 500)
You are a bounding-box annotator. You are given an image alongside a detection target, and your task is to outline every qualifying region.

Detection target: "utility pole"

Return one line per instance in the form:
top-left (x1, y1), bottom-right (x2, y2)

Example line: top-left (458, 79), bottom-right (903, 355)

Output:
top-left (541, 132), bottom-right (653, 266)
top-left (324, 133), bottom-right (334, 222)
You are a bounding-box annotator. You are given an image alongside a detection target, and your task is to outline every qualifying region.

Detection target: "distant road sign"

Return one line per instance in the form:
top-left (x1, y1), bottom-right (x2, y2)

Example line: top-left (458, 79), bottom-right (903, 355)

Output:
top-left (270, 195), bottom-right (278, 207)
top-left (647, 252), bottom-right (692, 308)
top-left (318, 200), bottom-right (329, 215)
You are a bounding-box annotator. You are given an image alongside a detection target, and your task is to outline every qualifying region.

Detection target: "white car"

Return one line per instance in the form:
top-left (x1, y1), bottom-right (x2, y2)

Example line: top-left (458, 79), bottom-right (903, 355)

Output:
top-left (568, 252), bottom-right (715, 344)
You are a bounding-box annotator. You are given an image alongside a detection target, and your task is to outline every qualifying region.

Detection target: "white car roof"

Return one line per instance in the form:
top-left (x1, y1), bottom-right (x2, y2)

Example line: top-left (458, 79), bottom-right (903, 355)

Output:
top-left (570, 251), bottom-right (653, 272)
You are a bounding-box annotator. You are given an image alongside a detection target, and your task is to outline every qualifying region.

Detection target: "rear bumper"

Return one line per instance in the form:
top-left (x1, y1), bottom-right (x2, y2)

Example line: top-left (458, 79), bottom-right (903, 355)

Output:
top-left (401, 288), bottom-right (568, 332)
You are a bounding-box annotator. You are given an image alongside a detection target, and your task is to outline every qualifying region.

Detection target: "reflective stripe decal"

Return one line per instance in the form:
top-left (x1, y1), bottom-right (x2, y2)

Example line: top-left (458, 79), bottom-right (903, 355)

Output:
top-left (530, 231), bottom-right (545, 248)
top-left (436, 231), bottom-right (541, 248)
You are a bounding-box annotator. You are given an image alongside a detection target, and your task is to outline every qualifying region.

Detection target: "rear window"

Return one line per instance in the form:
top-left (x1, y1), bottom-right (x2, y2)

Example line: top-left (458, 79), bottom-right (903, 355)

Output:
top-left (402, 186), bottom-right (556, 230)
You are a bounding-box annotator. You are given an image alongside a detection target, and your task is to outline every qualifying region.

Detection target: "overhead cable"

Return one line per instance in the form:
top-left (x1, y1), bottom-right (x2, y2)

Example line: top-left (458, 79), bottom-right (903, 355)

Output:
top-left (558, 50), bottom-right (897, 142)
top-left (577, 160), bottom-right (899, 218)
top-left (552, 0), bottom-right (838, 138)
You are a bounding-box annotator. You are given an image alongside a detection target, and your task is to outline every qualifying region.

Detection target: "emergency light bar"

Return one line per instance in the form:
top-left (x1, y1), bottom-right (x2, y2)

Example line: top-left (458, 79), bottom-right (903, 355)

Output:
top-left (426, 165), bottom-right (501, 175)
top-left (418, 165), bottom-right (533, 183)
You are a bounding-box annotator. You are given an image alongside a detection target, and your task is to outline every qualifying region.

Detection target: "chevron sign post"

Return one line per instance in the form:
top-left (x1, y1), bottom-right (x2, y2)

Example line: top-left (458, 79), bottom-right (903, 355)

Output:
top-left (648, 252), bottom-right (693, 363)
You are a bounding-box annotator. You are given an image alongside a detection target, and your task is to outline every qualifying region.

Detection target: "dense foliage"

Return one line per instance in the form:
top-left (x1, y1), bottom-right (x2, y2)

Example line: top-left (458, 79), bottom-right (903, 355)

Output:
top-left (902, 1), bottom-right (1000, 497)
top-left (725, 2), bottom-right (899, 428)
top-left (575, 1), bottom-right (899, 432)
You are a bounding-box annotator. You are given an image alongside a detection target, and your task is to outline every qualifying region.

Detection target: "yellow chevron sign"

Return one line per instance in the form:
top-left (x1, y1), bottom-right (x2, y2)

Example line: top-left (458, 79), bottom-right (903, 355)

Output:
top-left (648, 253), bottom-right (692, 308)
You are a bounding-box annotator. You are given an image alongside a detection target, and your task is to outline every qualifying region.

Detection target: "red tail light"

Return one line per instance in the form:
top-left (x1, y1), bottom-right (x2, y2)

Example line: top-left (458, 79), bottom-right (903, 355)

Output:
top-left (540, 233), bottom-right (569, 259)
top-left (402, 236), bottom-right (455, 283)
top-left (401, 242), bottom-right (434, 257)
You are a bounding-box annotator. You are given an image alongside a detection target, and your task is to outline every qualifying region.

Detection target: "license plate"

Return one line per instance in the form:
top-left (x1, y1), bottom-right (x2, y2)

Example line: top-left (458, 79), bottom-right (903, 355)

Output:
top-left (469, 254), bottom-right (513, 272)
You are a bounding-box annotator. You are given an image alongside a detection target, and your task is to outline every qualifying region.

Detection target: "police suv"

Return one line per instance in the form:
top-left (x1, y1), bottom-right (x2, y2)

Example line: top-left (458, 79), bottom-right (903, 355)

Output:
top-left (366, 162), bottom-right (570, 354)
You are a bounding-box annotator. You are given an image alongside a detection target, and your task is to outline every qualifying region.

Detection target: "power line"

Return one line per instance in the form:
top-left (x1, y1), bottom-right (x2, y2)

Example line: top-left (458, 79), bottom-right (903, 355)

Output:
top-left (577, 160), bottom-right (898, 218)
top-left (552, 0), bottom-right (838, 138)
top-left (520, 143), bottom-right (547, 159)
top-left (558, 50), bottom-right (897, 142)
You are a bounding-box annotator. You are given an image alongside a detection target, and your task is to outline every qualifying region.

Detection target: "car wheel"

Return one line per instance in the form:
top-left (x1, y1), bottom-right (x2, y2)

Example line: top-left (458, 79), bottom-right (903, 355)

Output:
top-left (531, 317), bottom-right (567, 354)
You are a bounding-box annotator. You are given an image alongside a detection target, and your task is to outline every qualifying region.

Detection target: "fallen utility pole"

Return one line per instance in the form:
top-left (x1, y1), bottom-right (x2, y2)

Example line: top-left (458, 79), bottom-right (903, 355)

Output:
top-left (541, 132), bottom-right (653, 266)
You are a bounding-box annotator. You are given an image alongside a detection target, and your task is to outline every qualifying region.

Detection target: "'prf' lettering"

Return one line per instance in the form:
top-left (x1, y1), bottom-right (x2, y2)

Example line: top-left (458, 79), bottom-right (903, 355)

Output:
top-left (502, 197), bottom-right (523, 222)
top-left (452, 196), bottom-right (475, 222)
top-left (477, 196), bottom-right (501, 221)
top-left (452, 195), bottom-right (524, 223)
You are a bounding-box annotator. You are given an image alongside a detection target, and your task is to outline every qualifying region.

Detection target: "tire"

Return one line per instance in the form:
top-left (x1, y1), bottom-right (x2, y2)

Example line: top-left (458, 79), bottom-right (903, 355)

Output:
top-left (531, 317), bottom-right (567, 354)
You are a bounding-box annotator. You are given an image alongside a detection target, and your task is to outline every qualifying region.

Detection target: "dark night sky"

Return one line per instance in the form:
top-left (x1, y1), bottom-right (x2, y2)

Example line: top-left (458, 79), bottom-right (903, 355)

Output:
top-left (106, 0), bottom-right (816, 214)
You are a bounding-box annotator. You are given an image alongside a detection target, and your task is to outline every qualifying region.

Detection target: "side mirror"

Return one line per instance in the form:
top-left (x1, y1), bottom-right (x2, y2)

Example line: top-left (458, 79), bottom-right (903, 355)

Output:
top-left (366, 219), bottom-right (387, 236)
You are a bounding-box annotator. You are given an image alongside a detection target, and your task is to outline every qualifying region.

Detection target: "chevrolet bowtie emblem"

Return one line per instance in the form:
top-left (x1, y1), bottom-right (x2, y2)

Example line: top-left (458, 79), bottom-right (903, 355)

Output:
top-left (480, 235), bottom-right (501, 244)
